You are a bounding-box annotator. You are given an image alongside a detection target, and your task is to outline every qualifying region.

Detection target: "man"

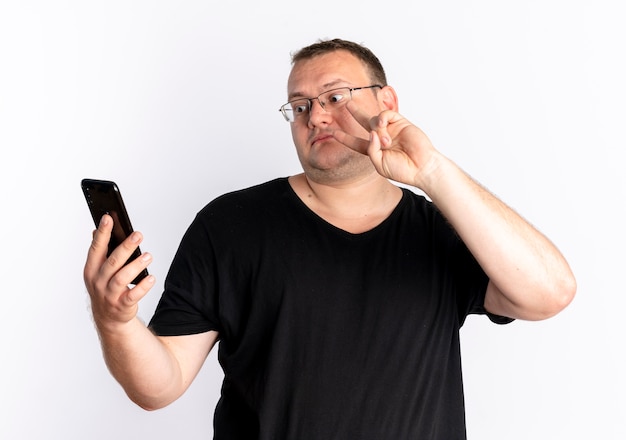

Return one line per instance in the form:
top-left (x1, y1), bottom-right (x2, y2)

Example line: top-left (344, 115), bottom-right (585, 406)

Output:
top-left (84, 39), bottom-right (576, 439)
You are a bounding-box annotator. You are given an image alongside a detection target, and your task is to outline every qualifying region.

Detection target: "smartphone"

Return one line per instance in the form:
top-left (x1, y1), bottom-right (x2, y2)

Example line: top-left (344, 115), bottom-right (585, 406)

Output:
top-left (81, 178), bottom-right (148, 285)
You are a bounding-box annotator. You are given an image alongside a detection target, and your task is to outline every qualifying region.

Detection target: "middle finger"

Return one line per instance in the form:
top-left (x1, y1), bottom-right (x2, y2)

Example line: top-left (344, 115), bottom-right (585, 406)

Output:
top-left (345, 101), bottom-right (379, 131)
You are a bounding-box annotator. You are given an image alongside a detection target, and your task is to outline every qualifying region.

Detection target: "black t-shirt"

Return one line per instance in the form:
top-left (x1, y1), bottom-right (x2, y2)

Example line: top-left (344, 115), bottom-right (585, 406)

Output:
top-left (149, 178), bottom-right (510, 439)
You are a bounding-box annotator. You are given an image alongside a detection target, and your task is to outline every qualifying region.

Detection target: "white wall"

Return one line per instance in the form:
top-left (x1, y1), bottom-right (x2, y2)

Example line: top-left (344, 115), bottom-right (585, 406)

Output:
top-left (1, 1), bottom-right (624, 438)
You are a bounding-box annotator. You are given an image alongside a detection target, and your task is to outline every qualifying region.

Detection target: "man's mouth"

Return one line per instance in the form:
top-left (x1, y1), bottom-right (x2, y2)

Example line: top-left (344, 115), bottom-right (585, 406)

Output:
top-left (310, 133), bottom-right (334, 146)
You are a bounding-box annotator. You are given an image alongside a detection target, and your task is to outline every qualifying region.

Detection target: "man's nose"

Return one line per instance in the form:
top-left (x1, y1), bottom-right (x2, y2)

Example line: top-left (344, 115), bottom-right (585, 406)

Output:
top-left (308, 99), bottom-right (331, 126)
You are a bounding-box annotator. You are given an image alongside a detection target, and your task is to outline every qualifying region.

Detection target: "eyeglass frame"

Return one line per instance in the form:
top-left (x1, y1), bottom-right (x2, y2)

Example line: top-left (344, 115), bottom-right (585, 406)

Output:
top-left (278, 84), bottom-right (383, 122)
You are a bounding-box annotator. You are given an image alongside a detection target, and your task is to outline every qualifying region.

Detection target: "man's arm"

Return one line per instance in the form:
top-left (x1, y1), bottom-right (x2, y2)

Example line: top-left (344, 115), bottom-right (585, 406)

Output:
top-left (334, 99), bottom-right (576, 320)
top-left (84, 214), bottom-right (217, 410)
top-left (419, 153), bottom-right (576, 320)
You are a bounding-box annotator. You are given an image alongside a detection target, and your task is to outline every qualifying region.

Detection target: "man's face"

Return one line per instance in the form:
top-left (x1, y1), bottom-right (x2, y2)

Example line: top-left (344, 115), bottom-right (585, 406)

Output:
top-left (286, 50), bottom-right (384, 183)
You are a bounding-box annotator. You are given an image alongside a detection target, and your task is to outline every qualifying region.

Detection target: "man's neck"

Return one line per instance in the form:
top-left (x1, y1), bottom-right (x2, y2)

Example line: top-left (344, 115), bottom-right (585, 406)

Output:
top-left (288, 171), bottom-right (403, 234)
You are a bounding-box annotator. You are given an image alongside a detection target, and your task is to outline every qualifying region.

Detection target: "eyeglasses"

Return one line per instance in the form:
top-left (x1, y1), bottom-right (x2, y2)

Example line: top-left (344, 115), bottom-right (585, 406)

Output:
top-left (279, 85), bottom-right (382, 123)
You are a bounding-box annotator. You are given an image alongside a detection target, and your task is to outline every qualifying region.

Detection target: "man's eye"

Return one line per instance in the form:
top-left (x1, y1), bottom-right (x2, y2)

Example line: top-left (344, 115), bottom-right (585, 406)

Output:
top-left (294, 104), bottom-right (309, 113)
top-left (328, 93), bottom-right (345, 104)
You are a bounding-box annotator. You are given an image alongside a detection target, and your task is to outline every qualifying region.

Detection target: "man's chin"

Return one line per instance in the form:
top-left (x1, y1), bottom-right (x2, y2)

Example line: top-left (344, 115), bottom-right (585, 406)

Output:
top-left (301, 154), bottom-right (374, 184)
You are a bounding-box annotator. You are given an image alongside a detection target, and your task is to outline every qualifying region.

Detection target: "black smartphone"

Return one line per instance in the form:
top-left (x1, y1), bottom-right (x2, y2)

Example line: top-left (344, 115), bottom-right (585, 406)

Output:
top-left (81, 178), bottom-right (148, 285)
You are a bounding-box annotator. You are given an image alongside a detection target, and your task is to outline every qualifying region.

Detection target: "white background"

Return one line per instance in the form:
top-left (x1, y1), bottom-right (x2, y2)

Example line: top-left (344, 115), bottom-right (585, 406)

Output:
top-left (1, 1), bottom-right (624, 438)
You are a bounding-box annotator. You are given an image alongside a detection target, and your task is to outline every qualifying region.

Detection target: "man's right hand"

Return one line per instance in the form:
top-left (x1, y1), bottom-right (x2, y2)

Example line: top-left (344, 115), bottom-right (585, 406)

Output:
top-left (83, 214), bottom-right (155, 331)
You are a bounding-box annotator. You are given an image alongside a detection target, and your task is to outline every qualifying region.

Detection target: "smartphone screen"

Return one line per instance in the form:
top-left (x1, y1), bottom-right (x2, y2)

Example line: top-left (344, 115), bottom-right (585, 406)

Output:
top-left (81, 178), bottom-right (148, 285)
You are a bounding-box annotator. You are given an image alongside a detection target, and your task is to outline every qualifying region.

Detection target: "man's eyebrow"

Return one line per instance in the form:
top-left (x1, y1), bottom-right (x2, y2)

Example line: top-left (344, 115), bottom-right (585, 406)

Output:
top-left (288, 79), bottom-right (348, 100)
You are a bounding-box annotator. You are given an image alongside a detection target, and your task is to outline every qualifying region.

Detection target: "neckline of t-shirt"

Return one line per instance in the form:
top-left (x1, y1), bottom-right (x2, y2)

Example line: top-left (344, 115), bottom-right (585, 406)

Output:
top-left (281, 177), bottom-right (409, 239)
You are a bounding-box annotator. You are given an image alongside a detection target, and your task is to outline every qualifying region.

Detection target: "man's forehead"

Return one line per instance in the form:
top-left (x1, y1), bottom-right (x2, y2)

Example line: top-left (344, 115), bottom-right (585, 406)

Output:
top-left (287, 52), bottom-right (369, 97)
top-left (288, 78), bottom-right (349, 99)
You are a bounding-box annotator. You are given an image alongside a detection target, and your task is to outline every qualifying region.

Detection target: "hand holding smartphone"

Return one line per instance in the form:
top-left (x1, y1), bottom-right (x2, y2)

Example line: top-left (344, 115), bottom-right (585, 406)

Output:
top-left (81, 178), bottom-right (148, 285)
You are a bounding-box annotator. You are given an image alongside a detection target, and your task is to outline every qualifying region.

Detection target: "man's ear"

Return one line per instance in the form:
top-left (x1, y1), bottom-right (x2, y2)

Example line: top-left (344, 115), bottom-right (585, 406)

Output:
top-left (379, 85), bottom-right (399, 112)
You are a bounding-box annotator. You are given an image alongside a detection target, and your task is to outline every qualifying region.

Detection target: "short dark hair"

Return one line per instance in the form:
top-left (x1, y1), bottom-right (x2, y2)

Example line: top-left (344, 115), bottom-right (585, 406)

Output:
top-left (291, 38), bottom-right (387, 86)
